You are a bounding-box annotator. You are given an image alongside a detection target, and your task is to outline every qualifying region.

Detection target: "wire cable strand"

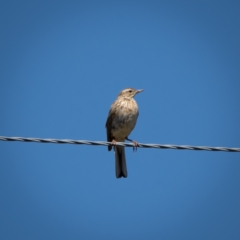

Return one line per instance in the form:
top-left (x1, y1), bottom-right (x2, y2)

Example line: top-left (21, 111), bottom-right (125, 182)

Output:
top-left (0, 136), bottom-right (239, 152)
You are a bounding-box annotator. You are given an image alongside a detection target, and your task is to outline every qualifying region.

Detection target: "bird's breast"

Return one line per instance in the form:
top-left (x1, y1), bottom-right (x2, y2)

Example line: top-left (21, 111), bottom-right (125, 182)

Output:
top-left (111, 99), bottom-right (139, 141)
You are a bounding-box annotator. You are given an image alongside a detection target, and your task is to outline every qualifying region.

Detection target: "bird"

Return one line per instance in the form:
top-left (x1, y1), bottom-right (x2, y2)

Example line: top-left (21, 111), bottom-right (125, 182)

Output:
top-left (105, 88), bottom-right (143, 178)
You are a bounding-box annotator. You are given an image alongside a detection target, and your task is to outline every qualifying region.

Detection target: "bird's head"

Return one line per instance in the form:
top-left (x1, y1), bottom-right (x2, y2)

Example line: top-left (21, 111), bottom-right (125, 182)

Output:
top-left (118, 88), bottom-right (143, 99)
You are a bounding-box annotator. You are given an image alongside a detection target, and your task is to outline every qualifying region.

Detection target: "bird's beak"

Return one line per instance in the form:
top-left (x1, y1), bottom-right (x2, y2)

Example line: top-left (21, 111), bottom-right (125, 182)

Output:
top-left (136, 89), bottom-right (144, 94)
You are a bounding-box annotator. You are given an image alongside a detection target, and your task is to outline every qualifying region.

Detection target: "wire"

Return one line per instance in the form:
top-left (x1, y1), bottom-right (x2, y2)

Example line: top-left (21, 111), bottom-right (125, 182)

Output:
top-left (0, 136), bottom-right (239, 152)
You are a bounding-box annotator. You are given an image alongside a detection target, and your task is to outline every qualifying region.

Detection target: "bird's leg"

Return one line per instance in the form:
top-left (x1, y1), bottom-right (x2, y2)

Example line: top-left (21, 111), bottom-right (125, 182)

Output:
top-left (126, 137), bottom-right (139, 152)
top-left (111, 139), bottom-right (117, 151)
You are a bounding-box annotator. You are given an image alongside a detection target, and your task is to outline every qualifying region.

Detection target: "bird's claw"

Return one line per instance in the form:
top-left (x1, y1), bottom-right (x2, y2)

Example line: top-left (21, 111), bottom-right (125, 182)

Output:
top-left (132, 141), bottom-right (139, 152)
top-left (111, 140), bottom-right (118, 152)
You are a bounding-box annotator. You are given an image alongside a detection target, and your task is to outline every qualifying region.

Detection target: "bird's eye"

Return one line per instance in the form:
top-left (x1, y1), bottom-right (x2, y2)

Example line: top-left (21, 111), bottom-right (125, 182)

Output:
top-left (129, 90), bottom-right (132, 93)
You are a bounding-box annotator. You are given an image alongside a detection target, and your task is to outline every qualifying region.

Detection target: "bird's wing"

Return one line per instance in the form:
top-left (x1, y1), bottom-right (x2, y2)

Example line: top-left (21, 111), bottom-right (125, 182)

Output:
top-left (106, 108), bottom-right (115, 141)
top-left (106, 104), bottom-right (117, 152)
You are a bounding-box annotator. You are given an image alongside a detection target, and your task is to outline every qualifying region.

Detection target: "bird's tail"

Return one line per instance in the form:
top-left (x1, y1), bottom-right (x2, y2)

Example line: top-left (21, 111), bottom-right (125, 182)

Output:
top-left (115, 146), bottom-right (127, 178)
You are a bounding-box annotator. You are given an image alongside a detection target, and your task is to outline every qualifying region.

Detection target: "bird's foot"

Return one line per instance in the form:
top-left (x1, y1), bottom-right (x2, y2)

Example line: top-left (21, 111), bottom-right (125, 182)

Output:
top-left (132, 140), bottom-right (139, 152)
top-left (111, 139), bottom-right (117, 151)
top-left (125, 137), bottom-right (139, 152)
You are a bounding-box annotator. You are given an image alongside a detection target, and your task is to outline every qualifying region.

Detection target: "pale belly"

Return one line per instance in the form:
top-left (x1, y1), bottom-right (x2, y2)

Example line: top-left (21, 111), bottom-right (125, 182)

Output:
top-left (111, 100), bottom-right (139, 141)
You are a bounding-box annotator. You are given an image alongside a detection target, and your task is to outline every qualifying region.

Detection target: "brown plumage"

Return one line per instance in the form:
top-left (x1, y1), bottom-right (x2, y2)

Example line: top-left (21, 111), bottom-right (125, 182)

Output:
top-left (105, 88), bottom-right (143, 178)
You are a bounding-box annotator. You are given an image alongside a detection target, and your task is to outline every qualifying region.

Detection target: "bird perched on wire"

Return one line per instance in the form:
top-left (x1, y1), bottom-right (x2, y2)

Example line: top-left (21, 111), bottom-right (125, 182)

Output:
top-left (106, 88), bottom-right (143, 178)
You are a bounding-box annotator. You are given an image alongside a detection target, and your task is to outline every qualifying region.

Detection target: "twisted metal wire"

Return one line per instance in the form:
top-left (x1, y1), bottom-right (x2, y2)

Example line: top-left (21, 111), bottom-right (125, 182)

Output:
top-left (0, 136), bottom-right (239, 152)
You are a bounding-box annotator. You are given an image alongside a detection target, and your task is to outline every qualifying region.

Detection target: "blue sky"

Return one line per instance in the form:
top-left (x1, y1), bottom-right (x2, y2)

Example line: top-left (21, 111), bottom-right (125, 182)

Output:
top-left (0, 1), bottom-right (240, 239)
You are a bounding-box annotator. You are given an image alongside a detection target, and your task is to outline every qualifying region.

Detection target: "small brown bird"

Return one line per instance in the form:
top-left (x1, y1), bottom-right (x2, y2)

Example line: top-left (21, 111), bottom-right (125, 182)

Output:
top-left (106, 88), bottom-right (143, 178)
